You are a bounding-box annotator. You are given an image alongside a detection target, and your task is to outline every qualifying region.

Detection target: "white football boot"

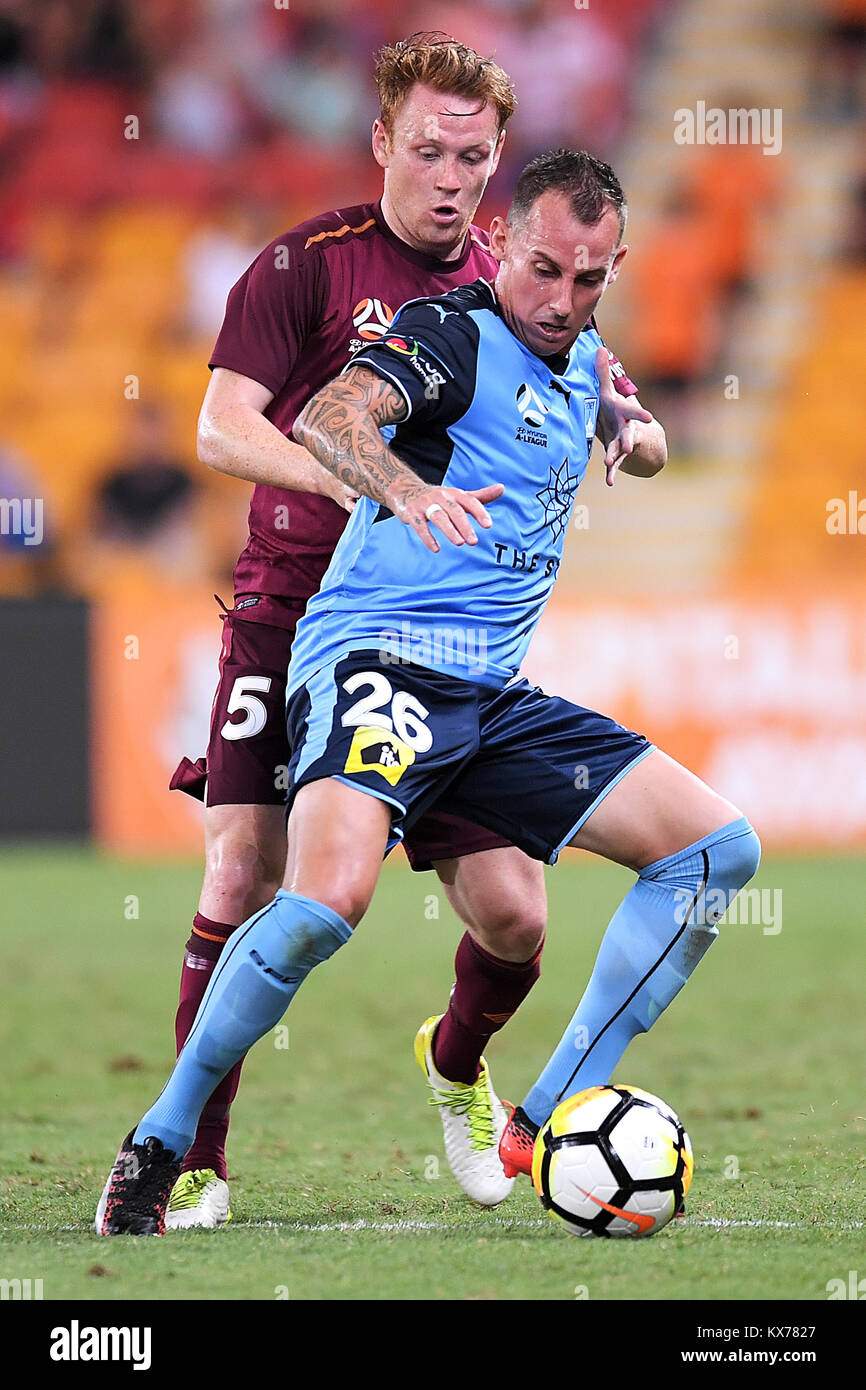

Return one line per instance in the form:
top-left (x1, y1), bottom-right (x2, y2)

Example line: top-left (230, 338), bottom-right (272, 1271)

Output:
top-left (165, 1168), bottom-right (231, 1230)
top-left (414, 1015), bottom-right (515, 1206)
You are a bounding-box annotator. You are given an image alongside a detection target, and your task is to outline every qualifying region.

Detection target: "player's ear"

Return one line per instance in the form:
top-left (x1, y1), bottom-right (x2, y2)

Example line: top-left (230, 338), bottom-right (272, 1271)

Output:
top-left (372, 118), bottom-right (391, 170)
top-left (489, 127), bottom-right (506, 177)
top-left (489, 215), bottom-right (509, 262)
top-left (606, 242), bottom-right (628, 286)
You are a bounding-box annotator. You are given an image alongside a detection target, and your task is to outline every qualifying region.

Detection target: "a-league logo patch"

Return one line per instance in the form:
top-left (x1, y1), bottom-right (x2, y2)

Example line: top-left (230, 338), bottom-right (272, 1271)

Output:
top-left (343, 725), bottom-right (415, 786)
top-left (383, 335), bottom-right (417, 355)
top-left (381, 336), bottom-right (448, 394)
top-left (516, 382), bottom-right (548, 429)
top-left (352, 297), bottom-right (394, 341)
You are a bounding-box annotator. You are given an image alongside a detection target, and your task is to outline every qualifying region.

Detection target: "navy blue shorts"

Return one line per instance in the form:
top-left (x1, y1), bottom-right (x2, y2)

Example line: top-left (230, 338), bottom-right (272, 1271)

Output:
top-left (285, 651), bottom-right (653, 865)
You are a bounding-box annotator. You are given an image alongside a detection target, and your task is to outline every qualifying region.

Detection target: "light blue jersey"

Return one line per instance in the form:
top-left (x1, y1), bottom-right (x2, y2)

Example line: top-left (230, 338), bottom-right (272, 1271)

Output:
top-left (288, 279), bottom-right (603, 693)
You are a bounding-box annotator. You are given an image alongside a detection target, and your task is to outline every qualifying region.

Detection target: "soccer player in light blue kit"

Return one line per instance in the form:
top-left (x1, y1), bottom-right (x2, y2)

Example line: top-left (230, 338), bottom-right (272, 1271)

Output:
top-left (98, 150), bottom-right (760, 1234)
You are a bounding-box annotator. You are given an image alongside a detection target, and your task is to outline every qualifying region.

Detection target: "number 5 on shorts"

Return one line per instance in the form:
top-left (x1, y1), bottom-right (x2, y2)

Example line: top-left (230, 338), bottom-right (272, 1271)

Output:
top-left (221, 675), bottom-right (273, 741)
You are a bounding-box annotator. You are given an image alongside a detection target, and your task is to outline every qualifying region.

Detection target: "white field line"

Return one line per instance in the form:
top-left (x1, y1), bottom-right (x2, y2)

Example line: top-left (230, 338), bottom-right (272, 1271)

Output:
top-left (3, 1216), bottom-right (863, 1235)
top-left (241, 1217), bottom-right (865, 1233)
top-left (689, 1218), bottom-right (865, 1230)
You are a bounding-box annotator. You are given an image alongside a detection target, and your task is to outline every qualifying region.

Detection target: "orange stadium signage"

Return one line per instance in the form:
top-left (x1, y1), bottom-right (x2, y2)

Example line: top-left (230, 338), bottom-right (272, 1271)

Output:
top-left (91, 591), bottom-right (215, 855)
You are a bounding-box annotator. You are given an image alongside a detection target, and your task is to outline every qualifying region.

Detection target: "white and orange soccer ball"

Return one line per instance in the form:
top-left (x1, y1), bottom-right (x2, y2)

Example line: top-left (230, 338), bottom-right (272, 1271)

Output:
top-left (531, 1085), bottom-right (694, 1239)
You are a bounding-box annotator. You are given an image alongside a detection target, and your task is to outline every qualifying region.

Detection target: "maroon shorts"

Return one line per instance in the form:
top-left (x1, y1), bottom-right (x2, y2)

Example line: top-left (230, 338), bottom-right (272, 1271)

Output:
top-left (204, 596), bottom-right (299, 809)
top-left (171, 595), bottom-right (512, 870)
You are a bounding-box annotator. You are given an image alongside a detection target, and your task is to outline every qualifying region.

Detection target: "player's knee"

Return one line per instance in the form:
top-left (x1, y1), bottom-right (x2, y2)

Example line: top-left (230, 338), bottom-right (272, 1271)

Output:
top-left (203, 835), bottom-right (282, 919)
top-left (471, 900), bottom-right (546, 962)
top-left (256, 853), bottom-right (286, 906)
top-left (298, 879), bottom-right (371, 930)
top-left (728, 821), bottom-right (761, 888)
top-left (639, 818), bottom-right (762, 934)
top-left (316, 891), bottom-right (368, 930)
top-left (704, 820), bottom-right (761, 901)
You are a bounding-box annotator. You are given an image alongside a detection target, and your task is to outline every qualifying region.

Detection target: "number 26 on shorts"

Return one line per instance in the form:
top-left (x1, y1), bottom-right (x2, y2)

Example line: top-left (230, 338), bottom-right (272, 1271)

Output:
top-left (340, 671), bottom-right (433, 753)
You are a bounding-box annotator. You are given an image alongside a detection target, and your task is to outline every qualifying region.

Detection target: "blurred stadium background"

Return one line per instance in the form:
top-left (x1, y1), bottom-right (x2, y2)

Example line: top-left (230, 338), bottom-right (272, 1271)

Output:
top-left (1, 0), bottom-right (865, 856)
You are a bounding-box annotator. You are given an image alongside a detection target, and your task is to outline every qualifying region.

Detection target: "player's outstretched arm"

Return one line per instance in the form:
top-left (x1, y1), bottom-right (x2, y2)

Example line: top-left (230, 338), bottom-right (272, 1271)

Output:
top-left (197, 368), bottom-right (358, 510)
top-left (594, 348), bottom-right (667, 487)
top-left (294, 365), bottom-right (503, 553)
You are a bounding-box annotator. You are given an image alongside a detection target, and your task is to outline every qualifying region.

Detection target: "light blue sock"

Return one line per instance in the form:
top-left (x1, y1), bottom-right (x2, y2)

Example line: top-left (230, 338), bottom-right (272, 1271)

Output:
top-left (133, 891), bottom-right (352, 1157)
top-left (522, 817), bottom-right (761, 1126)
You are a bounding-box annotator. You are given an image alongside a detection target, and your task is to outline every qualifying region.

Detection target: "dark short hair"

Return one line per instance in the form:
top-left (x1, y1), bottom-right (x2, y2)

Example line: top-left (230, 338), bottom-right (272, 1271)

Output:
top-left (508, 148), bottom-right (627, 242)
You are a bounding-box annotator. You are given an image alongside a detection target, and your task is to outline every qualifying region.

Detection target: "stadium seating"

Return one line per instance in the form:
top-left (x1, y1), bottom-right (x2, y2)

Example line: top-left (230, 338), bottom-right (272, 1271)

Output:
top-left (738, 265), bottom-right (866, 581)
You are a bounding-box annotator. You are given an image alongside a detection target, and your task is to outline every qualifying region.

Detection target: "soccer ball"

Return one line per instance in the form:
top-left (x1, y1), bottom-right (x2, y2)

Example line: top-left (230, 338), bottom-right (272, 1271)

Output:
top-left (531, 1084), bottom-right (693, 1238)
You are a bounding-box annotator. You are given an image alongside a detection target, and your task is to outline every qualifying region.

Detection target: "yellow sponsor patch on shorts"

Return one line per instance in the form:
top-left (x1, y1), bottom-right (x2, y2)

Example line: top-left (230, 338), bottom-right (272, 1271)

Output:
top-left (343, 726), bottom-right (415, 786)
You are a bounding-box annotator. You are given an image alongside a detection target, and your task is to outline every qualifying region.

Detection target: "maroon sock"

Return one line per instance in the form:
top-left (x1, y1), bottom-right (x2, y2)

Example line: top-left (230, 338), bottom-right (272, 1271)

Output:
top-left (174, 913), bottom-right (244, 1180)
top-left (432, 931), bottom-right (544, 1085)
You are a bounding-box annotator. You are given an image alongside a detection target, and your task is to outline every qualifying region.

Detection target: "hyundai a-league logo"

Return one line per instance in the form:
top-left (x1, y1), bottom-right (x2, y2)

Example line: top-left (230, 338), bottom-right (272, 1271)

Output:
top-left (516, 382), bottom-right (548, 429)
top-left (536, 456), bottom-right (581, 541)
top-left (352, 297), bottom-right (394, 341)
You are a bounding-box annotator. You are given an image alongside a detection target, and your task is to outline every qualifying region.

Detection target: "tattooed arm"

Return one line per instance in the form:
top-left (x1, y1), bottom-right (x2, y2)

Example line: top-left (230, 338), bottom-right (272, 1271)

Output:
top-left (294, 365), bottom-right (503, 553)
top-left (197, 369), bottom-right (357, 509)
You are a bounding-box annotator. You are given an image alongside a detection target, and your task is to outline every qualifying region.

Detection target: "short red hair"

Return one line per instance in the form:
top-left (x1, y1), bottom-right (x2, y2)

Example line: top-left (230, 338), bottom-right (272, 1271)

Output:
top-left (374, 32), bottom-right (516, 136)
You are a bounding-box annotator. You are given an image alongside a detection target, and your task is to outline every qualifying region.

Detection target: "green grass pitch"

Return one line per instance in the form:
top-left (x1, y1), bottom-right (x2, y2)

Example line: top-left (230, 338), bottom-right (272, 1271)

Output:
top-left (0, 845), bottom-right (863, 1302)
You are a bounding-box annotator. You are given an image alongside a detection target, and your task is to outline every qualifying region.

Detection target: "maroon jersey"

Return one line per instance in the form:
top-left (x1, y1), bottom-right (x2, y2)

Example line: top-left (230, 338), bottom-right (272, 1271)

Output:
top-left (210, 201), bottom-right (502, 604)
top-left (210, 199), bottom-right (638, 606)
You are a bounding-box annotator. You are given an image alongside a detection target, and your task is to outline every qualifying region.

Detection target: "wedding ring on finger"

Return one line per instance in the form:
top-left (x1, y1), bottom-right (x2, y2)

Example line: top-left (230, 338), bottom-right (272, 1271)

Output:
top-left (425, 503), bottom-right (444, 520)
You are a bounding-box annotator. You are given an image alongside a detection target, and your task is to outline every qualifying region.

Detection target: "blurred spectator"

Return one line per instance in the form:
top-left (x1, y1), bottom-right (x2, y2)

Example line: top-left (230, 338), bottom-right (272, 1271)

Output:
top-left (250, 20), bottom-right (372, 149)
top-left (71, 396), bottom-right (245, 596)
top-left (494, 0), bottom-right (628, 168)
top-left (811, 0), bottom-right (866, 122)
top-left (153, 32), bottom-right (249, 158)
top-left (66, 400), bottom-right (215, 597)
top-left (623, 190), bottom-right (729, 449)
top-left (92, 402), bottom-right (195, 549)
top-left (682, 127), bottom-right (781, 296)
top-left (626, 190), bottom-right (727, 380)
top-left (400, 4), bottom-right (510, 69)
top-left (0, 1), bottom-right (42, 156)
top-left (846, 153), bottom-right (866, 259)
top-left (0, 1), bottom-right (33, 90)
top-left (28, 0), bottom-right (147, 84)
top-left (0, 1), bottom-right (27, 73)
top-left (180, 198), bottom-right (268, 341)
